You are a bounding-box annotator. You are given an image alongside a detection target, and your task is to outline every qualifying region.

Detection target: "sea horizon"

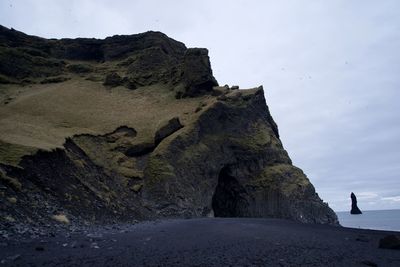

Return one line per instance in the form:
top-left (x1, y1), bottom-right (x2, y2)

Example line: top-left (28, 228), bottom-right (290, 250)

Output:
top-left (335, 208), bottom-right (400, 213)
top-left (336, 209), bottom-right (400, 232)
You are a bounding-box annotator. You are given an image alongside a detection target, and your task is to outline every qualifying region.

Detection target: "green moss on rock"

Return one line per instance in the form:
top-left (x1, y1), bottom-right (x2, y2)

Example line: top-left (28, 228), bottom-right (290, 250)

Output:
top-left (0, 46), bottom-right (64, 79)
top-left (131, 183), bottom-right (143, 192)
top-left (251, 164), bottom-right (311, 196)
top-left (145, 155), bottom-right (175, 188)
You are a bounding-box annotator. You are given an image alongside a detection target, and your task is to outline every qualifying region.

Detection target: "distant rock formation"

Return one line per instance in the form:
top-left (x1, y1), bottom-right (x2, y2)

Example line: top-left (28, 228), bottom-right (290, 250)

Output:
top-left (350, 192), bottom-right (362, 214)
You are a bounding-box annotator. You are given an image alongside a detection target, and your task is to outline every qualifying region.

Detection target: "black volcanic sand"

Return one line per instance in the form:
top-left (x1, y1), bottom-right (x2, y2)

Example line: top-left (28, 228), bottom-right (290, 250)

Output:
top-left (1, 218), bottom-right (399, 266)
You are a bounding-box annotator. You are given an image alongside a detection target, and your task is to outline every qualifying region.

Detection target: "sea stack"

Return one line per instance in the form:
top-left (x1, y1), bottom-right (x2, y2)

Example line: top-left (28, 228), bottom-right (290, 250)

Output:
top-left (350, 192), bottom-right (362, 214)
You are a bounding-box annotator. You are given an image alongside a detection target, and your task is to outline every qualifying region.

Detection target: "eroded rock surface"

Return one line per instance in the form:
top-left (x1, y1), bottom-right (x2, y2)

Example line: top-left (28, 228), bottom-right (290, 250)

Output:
top-left (0, 25), bottom-right (217, 95)
top-left (0, 26), bottom-right (338, 230)
top-left (154, 117), bottom-right (183, 145)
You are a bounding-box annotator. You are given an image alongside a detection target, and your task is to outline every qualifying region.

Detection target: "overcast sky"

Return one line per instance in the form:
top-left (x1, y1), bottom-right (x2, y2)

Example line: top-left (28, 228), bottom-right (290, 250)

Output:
top-left (1, 0), bottom-right (399, 212)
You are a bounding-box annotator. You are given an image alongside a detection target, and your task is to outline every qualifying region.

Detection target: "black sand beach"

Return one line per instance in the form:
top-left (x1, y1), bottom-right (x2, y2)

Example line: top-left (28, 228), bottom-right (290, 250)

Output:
top-left (1, 218), bottom-right (399, 266)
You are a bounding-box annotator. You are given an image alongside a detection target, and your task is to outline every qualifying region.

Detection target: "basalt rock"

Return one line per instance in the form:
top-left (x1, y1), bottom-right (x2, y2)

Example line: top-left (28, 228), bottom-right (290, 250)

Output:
top-left (179, 48), bottom-right (218, 97)
top-left (154, 117), bottom-right (183, 145)
top-left (0, 25), bottom-right (217, 93)
top-left (350, 192), bottom-right (362, 214)
top-left (379, 235), bottom-right (400, 250)
top-left (0, 26), bottom-right (338, 228)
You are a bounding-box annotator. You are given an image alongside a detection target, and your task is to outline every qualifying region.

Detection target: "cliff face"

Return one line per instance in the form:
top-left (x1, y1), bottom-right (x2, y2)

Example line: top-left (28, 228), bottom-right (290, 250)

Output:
top-left (0, 26), bottom-right (338, 227)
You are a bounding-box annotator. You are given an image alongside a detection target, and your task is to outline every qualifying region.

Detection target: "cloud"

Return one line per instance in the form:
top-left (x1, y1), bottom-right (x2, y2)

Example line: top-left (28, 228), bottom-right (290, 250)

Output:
top-left (356, 192), bottom-right (379, 200)
top-left (381, 196), bottom-right (400, 202)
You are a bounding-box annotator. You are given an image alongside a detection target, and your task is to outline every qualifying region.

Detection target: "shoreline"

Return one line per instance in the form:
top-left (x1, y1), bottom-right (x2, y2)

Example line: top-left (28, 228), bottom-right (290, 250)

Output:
top-left (1, 218), bottom-right (399, 266)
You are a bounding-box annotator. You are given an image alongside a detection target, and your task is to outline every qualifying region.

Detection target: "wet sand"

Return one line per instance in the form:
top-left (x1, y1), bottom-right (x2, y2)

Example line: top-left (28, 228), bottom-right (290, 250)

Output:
top-left (1, 218), bottom-right (399, 266)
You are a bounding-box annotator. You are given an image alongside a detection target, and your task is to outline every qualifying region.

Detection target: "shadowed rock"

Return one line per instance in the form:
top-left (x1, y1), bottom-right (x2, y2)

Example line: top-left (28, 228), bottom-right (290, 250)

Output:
top-left (154, 117), bottom-right (183, 145)
top-left (212, 166), bottom-right (249, 217)
top-left (103, 72), bottom-right (124, 87)
top-left (350, 192), bottom-right (362, 214)
top-left (66, 63), bottom-right (93, 74)
top-left (180, 48), bottom-right (218, 97)
top-left (379, 235), bottom-right (400, 250)
top-left (125, 142), bottom-right (155, 157)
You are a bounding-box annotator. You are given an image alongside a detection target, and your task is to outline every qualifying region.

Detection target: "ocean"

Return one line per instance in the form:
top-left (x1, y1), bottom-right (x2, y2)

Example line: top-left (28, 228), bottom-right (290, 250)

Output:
top-left (336, 209), bottom-right (400, 232)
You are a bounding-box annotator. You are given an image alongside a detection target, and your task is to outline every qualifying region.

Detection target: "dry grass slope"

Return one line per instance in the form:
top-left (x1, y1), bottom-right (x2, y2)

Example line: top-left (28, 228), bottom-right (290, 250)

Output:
top-left (0, 77), bottom-right (215, 166)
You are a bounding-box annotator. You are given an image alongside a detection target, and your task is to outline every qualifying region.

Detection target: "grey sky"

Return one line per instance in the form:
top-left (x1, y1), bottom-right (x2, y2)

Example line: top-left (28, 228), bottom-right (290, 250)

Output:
top-left (1, 0), bottom-right (399, 211)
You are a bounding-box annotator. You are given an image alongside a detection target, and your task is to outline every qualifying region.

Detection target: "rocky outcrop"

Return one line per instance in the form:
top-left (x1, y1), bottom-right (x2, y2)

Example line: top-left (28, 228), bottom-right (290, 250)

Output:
top-left (178, 48), bottom-right (218, 98)
top-left (379, 235), bottom-right (400, 250)
top-left (154, 117), bottom-right (183, 145)
top-left (0, 25), bottom-right (218, 95)
top-left (142, 88), bottom-right (337, 224)
top-left (103, 72), bottom-right (124, 87)
top-left (350, 192), bottom-right (362, 214)
top-left (0, 26), bottom-right (338, 228)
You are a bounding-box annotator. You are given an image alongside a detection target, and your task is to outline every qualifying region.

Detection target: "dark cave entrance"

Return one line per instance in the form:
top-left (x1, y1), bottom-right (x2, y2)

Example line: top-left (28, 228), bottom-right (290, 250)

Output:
top-left (212, 166), bottom-right (249, 217)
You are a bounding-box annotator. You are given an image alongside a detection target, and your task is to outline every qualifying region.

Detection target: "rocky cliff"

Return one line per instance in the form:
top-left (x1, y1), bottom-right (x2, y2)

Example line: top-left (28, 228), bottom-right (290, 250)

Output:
top-left (0, 25), bottom-right (338, 228)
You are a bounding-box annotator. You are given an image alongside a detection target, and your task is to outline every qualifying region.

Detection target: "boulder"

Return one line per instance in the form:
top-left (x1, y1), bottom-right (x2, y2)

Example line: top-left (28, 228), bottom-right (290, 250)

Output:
top-left (154, 117), bottom-right (183, 145)
top-left (379, 235), bottom-right (400, 250)
top-left (103, 72), bottom-right (123, 87)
